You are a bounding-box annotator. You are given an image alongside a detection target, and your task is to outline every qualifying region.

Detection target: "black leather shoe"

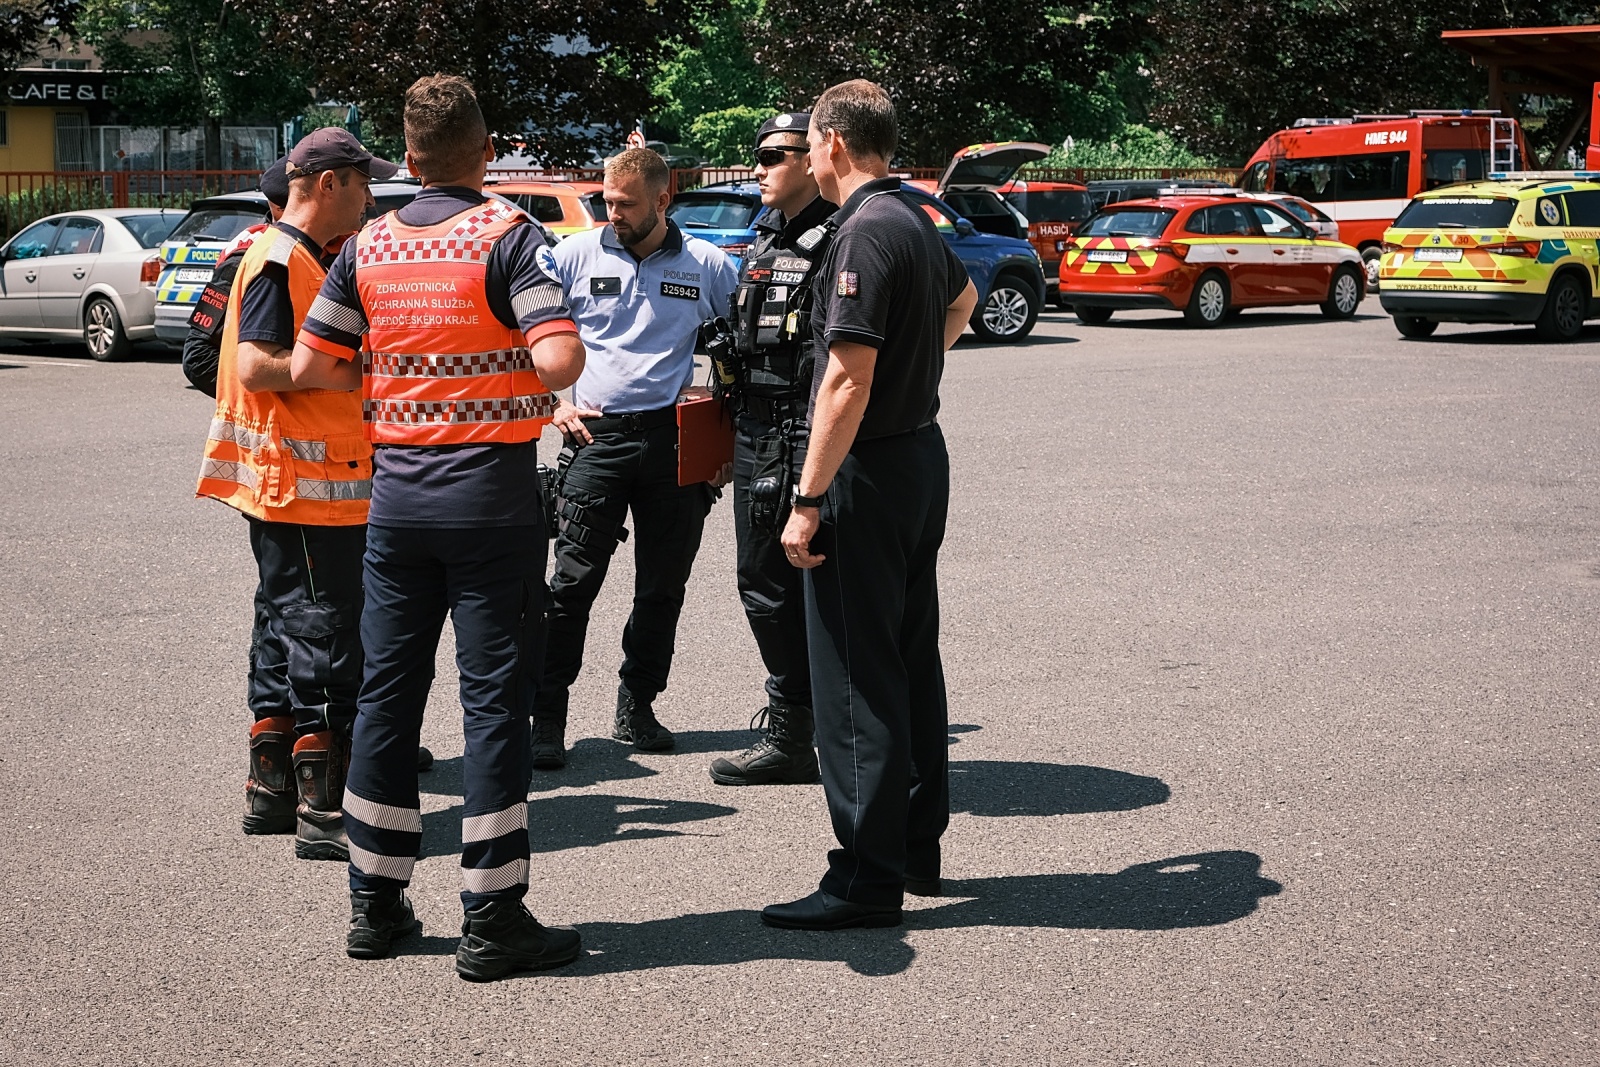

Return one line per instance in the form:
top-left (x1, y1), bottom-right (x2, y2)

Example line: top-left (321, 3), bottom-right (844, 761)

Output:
top-left (347, 889), bottom-right (420, 959)
top-left (761, 890), bottom-right (902, 930)
top-left (456, 900), bottom-right (582, 981)
top-left (904, 876), bottom-right (942, 897)
top-left (530, 717), bottom-right (567, 770)
top-left (417, 746), bottom-right (434, 773)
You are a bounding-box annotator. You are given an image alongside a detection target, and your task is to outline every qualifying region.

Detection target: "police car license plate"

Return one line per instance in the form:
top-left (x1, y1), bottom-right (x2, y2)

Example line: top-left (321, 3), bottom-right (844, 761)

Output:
top-left (1412, 247), bottom-right (1462, 263)
top-left (175, 268), bottom-right (213, 283)
top-left (1086, 249), bottom-right (1128, 263)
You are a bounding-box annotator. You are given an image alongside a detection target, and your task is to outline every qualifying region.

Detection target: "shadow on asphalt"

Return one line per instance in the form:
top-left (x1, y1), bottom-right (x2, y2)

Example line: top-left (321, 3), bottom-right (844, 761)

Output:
top-left (1412, 324), bottom-right (1600, 346)
top-left (420, 729), bottom-right (758, 796)
top-left (1068, 310), bottom-right (1386, 332)
top-left (420, 792), bottom-right (739, 859)
top-left (950, 761), bottom-right (1169, 816)
top-left (537, 850), bottom-right (1282, 977)
top-left (954, 333), bottom-right (1077, 349)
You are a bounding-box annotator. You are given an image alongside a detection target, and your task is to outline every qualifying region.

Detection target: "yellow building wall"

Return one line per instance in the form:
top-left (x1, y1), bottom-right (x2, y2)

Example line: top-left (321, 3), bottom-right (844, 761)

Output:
top-left (0, 109), bottom-right (68, 171)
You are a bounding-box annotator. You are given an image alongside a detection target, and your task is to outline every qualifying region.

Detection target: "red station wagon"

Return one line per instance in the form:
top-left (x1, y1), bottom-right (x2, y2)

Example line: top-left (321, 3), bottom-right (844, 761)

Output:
top-left (1058, 192), bottom-right (1367, 327)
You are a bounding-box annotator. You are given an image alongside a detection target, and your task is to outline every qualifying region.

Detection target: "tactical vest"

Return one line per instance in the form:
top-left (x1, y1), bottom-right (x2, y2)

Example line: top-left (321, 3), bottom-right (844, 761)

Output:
top-left (729, 216), bottom-right (837, 402)
top-left (353, 200), bottom-right (557, 446)
top-left (196, 225), bottom-right (371, 525)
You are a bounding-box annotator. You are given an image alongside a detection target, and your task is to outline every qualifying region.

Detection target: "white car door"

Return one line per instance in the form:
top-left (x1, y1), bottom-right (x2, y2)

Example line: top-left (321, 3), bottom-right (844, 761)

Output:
top-left (0, 218), bottom-right (62, 330)
top-left (35, 216), bottom-right (103, 330)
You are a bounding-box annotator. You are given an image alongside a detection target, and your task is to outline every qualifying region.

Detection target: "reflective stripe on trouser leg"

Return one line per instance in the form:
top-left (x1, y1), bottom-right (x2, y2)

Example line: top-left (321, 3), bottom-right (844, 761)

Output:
top-left (344, 788), bottom-right (422, 884)
top-left (461, 802), bottom-right (530, 895)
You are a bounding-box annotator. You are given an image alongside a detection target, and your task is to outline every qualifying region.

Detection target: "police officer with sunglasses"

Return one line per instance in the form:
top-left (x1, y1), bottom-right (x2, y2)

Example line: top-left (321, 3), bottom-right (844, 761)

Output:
top-left (703, 112), bottom-right (838, 787)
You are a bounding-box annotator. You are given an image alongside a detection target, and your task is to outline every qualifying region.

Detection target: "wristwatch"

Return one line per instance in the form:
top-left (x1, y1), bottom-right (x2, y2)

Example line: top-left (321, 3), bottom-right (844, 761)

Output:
top-left (792, 487), bottom-right (827, 509)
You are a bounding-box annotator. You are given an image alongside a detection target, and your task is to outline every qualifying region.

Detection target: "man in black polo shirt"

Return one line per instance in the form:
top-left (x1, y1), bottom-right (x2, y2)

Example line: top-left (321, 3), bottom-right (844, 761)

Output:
top-left (763, 80), bottom-right (977, 930)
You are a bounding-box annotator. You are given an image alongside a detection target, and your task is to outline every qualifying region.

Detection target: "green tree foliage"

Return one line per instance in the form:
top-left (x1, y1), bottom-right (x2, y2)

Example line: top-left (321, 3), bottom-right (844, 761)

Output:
top-left (751, 1), bottom-right (1141, 164)
top-left (1041, 124), bottom-right (1217, 169)
top-left (273, 0), bottom-right (700, 166)
top-left (652, 0), bottom-right (780, 161)
top-left (1, 2), bottom-right (81, 92)
top-left (1146, 0), bottom-right (1600, 162)
top-left (75, 1), bottom-right (310, 167)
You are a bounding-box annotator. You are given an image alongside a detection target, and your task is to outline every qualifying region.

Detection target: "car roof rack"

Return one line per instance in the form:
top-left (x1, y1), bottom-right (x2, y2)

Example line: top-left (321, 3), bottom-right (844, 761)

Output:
top-left (1407, 109), bottom-right (1502, 117)
top-left (1155, 186), bottom-right (1240, 197)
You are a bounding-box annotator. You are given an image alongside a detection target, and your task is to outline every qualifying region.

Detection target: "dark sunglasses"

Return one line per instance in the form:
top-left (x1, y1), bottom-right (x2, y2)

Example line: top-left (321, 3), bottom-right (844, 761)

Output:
top-left (754, 146), bottom-right (809, 167)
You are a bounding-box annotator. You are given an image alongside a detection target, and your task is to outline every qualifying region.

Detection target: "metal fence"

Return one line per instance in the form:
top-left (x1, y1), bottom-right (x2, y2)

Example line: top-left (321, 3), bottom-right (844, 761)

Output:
top-left (0, 170), bottom-right (261, 241)
top-left (0, 164), bottom-right (1248, 241)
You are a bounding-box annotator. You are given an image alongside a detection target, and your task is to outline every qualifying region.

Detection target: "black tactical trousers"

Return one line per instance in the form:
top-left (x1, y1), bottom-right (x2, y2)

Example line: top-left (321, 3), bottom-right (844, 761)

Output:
top-left (245, 515), bottom-right (366, 736)
top-left (732, 414), bottom-right (810, 707)
top-left (538, 421), bottom-right (714, 717)
top-left (805, 424), bottom-right (950, 906)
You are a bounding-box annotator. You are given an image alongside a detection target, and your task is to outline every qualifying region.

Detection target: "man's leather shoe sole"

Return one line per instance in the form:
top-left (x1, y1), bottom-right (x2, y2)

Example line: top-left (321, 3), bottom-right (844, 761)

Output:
top-left (761, 890), bottom-right (902, 930)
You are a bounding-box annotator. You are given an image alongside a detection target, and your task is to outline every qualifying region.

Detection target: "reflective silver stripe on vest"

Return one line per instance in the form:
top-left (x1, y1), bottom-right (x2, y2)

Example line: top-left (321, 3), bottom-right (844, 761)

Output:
top-left (366, 348), bottom-right (536, 379)
top-left (200, 455), bottom-right (370, 501)
top-left (208, 417), bottom-right (327, 462)
top-left (200, 456), bottom-right (258, 490)
top-left (364, 392), bottom-right (558, 426)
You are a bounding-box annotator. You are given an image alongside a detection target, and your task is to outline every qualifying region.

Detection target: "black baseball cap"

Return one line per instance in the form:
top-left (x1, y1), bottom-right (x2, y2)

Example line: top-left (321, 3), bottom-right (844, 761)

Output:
top-left (755, 112), bottom-right (811, 148)
top-left (285, 128), bottom-right (399, 181)
top-left (259, 156), bottom-right (290, 208)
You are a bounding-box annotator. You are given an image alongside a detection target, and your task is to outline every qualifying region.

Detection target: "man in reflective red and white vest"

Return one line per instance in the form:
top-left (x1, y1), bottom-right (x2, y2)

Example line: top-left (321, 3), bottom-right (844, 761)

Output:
top-left (293, 75), bottom-right (588, 980)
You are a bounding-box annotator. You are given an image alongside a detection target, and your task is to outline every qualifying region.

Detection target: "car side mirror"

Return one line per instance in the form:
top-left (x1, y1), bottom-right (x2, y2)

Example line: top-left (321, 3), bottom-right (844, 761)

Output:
top-left (954, 218), bottom-right (976, 237)
top-left (0, 246), bottom-right (11, 263)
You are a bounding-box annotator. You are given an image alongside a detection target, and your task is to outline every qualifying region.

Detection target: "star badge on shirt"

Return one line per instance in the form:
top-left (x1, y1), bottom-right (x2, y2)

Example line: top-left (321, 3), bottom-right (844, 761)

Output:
top-left (836, 270), bottom-right (859, 298)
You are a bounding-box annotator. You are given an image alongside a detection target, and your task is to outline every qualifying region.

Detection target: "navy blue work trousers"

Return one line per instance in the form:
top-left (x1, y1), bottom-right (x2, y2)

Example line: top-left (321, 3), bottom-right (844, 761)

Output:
top-left (343, 522), bottom-right (545, 908)
top-left (732, 415), bottom-right (810, 707)
top-left (805, 424), bottom-right (951, 907)
top-left (538, 423), bottom-right (713, 717)
top-left (244, 516), bottom-right (365, 736)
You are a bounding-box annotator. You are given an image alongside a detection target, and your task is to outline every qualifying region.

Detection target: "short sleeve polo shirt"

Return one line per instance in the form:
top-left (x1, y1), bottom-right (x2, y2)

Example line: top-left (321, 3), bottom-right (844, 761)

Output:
top-left (809, 178), bottom-right (970, 440)
top-left (542, 221), bottom-right (738, 414)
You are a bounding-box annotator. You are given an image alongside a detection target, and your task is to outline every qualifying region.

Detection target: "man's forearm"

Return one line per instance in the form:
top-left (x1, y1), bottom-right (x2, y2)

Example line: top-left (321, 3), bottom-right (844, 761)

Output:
top-left (289, 340), bottom-right (362, 391)
top-left (236, 340), bottom-right (298, 393)
top-left (797, 361), bottom-right (872, 498)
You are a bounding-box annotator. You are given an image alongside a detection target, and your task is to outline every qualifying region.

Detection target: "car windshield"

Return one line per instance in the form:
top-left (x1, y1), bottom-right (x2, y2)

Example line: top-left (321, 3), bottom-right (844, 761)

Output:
top-left (167, 205), bottom-right (265, 243)
top-left (667, 195), bottom-right (760, 230)
top-left (1005, 189), bottom-right (1094, 223)
top-left (120, 212), bottom-right (179, 248)
top-left (1080, 209), bottom-right (1173, 238)
top-left (1393, 197), bottom-right (1516, 230)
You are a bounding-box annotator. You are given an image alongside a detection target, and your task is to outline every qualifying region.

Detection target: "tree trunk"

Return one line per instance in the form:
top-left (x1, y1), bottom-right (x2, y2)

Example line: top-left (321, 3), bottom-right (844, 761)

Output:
top-left (204, 116), bottom-right (222, 171)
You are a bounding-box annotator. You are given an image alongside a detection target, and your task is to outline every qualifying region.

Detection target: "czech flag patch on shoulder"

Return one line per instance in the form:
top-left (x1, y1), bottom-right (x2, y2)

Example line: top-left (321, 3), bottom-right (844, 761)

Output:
top-left (836, 270), bottom-right (859, 297)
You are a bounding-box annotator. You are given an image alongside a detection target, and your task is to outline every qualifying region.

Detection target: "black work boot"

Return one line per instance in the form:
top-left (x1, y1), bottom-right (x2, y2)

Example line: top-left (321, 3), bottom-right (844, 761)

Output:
top-left (292, 729), bottom-right (349, 861)
top-left (347, 888), bottom-right (420, 959)
top-left (531, 692), bottom-right (568, 770)
top-left (612, 689), bottom-right (675, 752)
top-left (243, 715), bottom-right (297, 835)
top-left (455, 900), bottom-right (583, 981)
top-left (708, 702), bottom-right (821, 786)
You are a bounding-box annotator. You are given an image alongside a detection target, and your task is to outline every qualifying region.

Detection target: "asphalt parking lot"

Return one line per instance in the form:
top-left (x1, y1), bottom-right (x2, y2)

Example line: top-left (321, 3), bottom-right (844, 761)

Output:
top-left (1, 305), bottom-right (1596, 1066)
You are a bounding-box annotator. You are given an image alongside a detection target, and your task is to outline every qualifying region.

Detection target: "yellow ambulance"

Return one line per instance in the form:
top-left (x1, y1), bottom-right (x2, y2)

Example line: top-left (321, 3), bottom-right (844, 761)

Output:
top-left (1378, 173), bottom-right (1600, 341)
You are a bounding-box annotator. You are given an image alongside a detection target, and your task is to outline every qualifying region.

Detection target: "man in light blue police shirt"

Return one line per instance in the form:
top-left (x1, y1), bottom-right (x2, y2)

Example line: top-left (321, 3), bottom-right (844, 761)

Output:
top-left (531, 147), bottom-right (738, 768)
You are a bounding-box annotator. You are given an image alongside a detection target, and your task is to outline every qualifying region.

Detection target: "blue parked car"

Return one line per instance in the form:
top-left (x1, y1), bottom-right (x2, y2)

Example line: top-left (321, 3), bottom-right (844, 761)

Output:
top-left (667, 180), bottom-right (1046, 342)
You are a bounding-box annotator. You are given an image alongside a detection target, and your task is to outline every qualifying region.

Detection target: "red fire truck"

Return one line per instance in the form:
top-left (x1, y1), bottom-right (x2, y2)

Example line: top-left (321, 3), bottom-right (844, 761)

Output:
top-left (1238, 112), bottom-right (1532, 288)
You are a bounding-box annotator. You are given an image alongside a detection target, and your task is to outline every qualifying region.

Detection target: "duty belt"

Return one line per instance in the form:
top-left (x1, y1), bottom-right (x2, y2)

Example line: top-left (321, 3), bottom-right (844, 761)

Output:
top-left (581, 406), bottom-right (677, 436)
top-left (741, 394), bottom-right (808, 427)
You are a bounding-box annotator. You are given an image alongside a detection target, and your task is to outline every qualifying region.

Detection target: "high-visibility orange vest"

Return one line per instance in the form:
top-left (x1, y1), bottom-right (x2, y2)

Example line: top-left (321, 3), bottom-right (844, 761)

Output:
top-left (354, 200), bottom-right (556, 446)
top-left (196, 225), bottom-right (371, 525)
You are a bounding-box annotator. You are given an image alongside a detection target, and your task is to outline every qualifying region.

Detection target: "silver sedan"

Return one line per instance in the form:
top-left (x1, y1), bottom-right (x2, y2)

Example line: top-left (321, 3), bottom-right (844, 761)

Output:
top-left (0, 207), bottom-right (182, 360)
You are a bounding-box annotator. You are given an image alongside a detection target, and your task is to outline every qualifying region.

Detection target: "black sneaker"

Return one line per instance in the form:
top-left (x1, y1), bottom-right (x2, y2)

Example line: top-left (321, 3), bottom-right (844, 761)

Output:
top-left (346, 889), bottom-right (420, 959)
top-left (455, 900), bottom-right (582, 981)
top-left (709, 703), bottom-right (820, 786)
top-left (612, 691), bottom-right (675, 752)
top-left (530, 717), bottom-right (567, 770)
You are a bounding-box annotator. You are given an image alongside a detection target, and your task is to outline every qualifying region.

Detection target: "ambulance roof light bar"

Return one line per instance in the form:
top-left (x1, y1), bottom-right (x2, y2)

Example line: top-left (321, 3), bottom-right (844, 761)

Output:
top-left (1155, 186), bottom-right (1242, 197)
top-left (1291, 118), bottom-right (1353, 127)
top-left (1484, 170), bottom-right (1600, 180)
